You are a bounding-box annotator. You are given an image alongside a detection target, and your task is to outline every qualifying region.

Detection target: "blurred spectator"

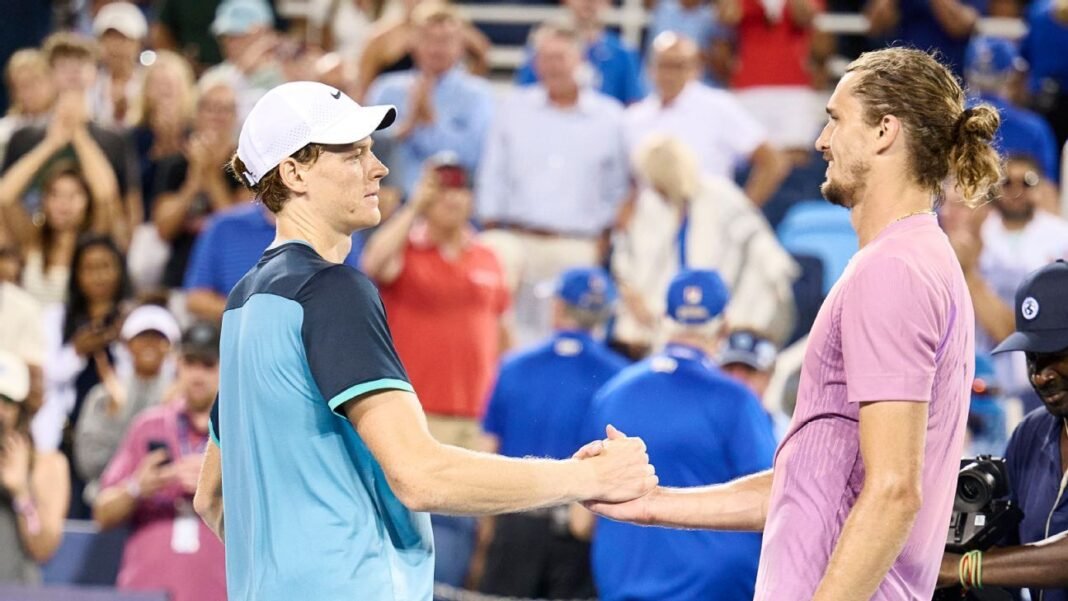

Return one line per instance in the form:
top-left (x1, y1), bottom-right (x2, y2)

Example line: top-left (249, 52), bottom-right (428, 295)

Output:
top-left (366, 2), bottom-right (495, 197)
top-left (363, 157), bottom-right (509, 449)
top-left (0, 50), bottom-right (55, 163)
top-left (574, 269), bottom-right (775, 600)
top-left (965, 35), bottom-right (1060, 182)
top-left (152, 75), bottom-right (244, 291)
top-left (1022, 0), bottom-right (1068, 152)
top-left (128, 50), bottom-right (197, 225)
top-left (721, 0), bottom-right (826, 154)
top-left (92, 322), bottom-right (225, 601)
top-left (74, 305), bottom-right (180, 504)
top-left (612, 136), bottom-right (797, 357)
top-left (306, 0), bottom-right (377, 59)
top-left (646, 0), bottom-right (730, 86)
top-left (2, 33), bottom-right (137, 245)
top-left (153, 0), bottom-right (225, 71)
top-left (183, 201), bottom-right (365, 322)
top-left (0, 158), bottom-right (123, 305)
top-left (478, 21), bottom-right (628, 345)
top-left (963, 353), bottom-right (1010, 455)
top-left (34, 236), bottom-right (132, 462)
top-left (0, 0), bottom-right (51, 115)
top-left (625, 33), bottom-right (787, 207)
top-left (0, 247), bottom-right (44, 373)
top-left (0, 351), bottom-right (70, 584)
top-left (201, 0), bottom-right (285, 123)
top-left (91, 1), bottom-right (148, 128)
top-left (718, 328), bottom-right (787, 437)
top-left (515, 0), bottom-right (646, 104)
top-left (354, 0), bottom-right (490, 101)
top-left (477, 267), bottom-right (627, 599)
top-left (865, 0), bottom-right (984, 76)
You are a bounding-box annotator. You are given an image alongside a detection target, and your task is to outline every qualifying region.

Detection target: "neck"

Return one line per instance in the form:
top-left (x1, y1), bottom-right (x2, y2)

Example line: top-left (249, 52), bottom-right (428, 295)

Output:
top-left (274, 207), bottom-right (352, 264)
top-left (186, 406), bottom-right (211, 433)
top-left (661, 87), bottom-right (684, 106)
top-left (667, 335), bottom-right (713, 356)
top-left (87, 300), bottom-right (113, 319)
top-left (548, 84), bottom-right (580, 107)
top-left (133, 369), bottom-right (161, 380)
top-left (579, 21), bottom-right (603, 41)
top-left (850, 173), bottom-right (933, 247)
top-left (110, 63), bottom-right (134, 80)
top-left (425, 221), bottom-right (464, 251)
top-left (1000, 213), bottom-right (1032, 232)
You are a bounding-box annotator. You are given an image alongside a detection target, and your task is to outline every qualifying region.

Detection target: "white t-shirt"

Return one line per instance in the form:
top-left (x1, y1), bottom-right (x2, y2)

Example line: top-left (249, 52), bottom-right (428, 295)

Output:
top-left (0, 282), bottom-right (44, 365)
top-left (623, 80), bottom-right (767, 178)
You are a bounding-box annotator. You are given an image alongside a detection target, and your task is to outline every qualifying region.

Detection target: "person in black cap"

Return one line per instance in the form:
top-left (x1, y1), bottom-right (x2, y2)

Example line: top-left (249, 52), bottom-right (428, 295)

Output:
top-left (937, 260), bottom-right (1068, 598)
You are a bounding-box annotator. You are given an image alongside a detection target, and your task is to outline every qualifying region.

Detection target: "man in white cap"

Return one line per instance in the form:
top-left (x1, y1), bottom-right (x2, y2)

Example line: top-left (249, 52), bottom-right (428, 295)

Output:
top-left (193, 81), bottom-right (656, 601)
top-left (91, 1), bottom-right (147, 126)
top-left (0, 351), bottom-right (70, 584)
top-left (74, 304), bottom-right (181, 502)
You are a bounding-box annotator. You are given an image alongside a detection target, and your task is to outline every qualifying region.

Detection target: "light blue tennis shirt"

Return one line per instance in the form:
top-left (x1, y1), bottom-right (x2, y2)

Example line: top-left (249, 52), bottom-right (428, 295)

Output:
top-left (209, 241), bottom-right (434, 601)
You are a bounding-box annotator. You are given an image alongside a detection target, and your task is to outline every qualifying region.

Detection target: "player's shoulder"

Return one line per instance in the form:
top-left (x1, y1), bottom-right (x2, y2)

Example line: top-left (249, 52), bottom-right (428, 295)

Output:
top-left (298, 260), bottom-right (379, 302)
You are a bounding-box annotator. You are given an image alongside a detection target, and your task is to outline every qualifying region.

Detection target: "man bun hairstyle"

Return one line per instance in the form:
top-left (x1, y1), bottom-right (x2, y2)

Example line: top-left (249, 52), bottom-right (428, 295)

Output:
top-left (845, 47), bottom-right (1002, 209)
top-left (228, 144), bottom-right (324, 214)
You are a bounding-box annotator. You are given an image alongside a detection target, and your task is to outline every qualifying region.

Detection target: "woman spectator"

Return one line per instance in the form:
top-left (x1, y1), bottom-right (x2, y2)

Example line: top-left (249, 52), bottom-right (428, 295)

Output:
top-left (127, 50), bottom-right (196, 225)
top-left (0, 152), bottom-right (123, 305)
top-left (152, 75), bottom-right (245, 290)
top-left (0, 50), bottom-right (55, 164)
top-left (353, 0), bottom-right (490, 101)
top-left (33, 235), bottom-right (132, 518)
top-left (0, 351), bottom-right (70, 584)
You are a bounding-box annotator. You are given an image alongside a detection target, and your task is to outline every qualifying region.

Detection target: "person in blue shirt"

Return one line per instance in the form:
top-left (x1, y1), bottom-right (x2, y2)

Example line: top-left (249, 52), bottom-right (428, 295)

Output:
top-left (866, 0), bottom-right (987, 77)
top-left (191, 81), bottom-right (657, 601)
top-left (478, 266), bottom-right (630, 599)
top-left (963, 35), bottom-right (1060, 181)
top-left (574, 269), bottom-right (777, 601)
top-left (1022, 0), bottom-right (1068, 152)
top-left (365, 3), bottom-right (494, 198)
top-left (937, 260), bottom-right (1068, 598)
top-left (515, 0), bottom-right (645, 104)
top-left (181, 201), bottom-right (365, 322)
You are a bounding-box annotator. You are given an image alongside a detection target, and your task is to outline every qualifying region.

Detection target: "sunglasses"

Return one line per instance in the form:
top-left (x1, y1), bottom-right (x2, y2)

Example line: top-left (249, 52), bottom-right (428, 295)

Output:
top-left (1002, 171), bottom-right (1040, 188)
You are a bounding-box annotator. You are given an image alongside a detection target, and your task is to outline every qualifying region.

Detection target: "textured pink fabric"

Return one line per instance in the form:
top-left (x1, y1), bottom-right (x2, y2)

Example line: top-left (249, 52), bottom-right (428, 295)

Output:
top-left (755, 214), bottom-right (974, 600)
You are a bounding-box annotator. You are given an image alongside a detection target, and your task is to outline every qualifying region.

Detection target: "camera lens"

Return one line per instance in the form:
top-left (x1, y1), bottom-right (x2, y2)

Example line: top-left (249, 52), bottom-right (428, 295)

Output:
top-left (956, 468), bottom-right (996, 511)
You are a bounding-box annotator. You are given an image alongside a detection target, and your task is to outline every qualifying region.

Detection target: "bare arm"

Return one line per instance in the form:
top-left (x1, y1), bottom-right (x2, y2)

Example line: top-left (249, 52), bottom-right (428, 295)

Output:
top-left (461, 23), bottom-right (491, 76)
top-left (744, 143), bottom-right (789, 208)
top-left (186, 290), bottom-right (228, 322)
top-left (359, 203), bottom-right (419, 284)
top-left (811, 401), bottom-right (926, 601)
top-left (787, 0), bottom-right (819, 27)
top-left (70, 127), bottom-right (122, 240)
top-left (347, 390), bottom-right (656, 515)
top-left (94, 450), bottom-right (174, 530)
top-left (18, 451), bottom-right (71, 562)
top-left (939, 532), bottom-right (1068, 589)
top-left (930, 0), bottom-right (979, 38)
top-left (193, 441), bottom-right (224, 541)
top-left (865, 0), bottom-right (900, 36)
top-left (966, 272), bottom-right (1016, 343)
top-left (0, 134), bottom-right (66, 248)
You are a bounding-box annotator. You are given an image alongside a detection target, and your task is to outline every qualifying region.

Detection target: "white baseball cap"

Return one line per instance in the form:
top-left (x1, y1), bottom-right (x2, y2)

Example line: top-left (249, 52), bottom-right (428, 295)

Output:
top-left (92, 2), bottom-right (148, 40)
top-left (236, 81), bottom-right (396, 186)
top-left (0, 351), bottom-right (30, 404)
top-left (121, 305), bottom-right (181, 344)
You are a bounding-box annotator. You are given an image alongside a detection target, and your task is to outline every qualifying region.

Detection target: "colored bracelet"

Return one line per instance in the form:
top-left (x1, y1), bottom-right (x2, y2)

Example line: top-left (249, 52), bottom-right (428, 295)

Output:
top-left (13, 494), bottom-right (42, 536)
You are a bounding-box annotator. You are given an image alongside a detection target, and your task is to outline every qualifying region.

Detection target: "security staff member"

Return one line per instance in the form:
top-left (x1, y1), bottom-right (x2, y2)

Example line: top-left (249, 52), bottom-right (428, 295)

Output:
top-left (577, 269), bottom-right (777, 601)
top-left (478, 266), bottom-right (630, 598)
top-left (938, 260), bottom-right (1068, 599)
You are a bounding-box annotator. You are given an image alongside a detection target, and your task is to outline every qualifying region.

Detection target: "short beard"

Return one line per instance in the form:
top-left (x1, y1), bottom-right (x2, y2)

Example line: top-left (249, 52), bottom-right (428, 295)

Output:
top-left (995, 199), bottom-right (1035, 224)
top-left (821, 159), bottom-right (869, 209)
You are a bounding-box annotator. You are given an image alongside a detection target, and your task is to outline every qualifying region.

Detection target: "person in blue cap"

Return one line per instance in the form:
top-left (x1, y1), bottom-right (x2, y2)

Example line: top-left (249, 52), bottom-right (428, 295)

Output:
top-left (477, 266), bottom-right (630, 599)
top-left (964, 35), bottom-right (1060, 181)
top-left (574, 268), bottom-right (776, 601)
top-left (937, 260), bottom-right (1068, 597)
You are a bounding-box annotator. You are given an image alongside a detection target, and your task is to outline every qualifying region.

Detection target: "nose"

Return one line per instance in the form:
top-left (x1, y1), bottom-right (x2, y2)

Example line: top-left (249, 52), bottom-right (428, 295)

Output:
top-left (814, 124), bottom-right (830, 152)
top-left (370, 152), bottom-right (389, 180)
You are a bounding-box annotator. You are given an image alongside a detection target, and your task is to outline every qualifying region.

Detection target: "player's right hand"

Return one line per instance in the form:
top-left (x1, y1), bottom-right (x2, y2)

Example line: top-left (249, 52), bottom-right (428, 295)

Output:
top-left (581, 425), bottom-right (657, 503)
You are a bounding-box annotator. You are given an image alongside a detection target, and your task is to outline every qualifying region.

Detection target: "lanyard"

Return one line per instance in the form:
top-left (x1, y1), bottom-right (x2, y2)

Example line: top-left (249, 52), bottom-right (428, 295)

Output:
top-left (175, 412), bottom-right (208, 458)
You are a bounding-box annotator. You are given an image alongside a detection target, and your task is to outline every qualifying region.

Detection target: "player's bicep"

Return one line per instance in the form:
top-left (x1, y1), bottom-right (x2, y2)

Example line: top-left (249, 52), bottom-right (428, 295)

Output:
top-left (345, 389), bottom-right (439, 486)
top-left (857, 400), bottom-right (927, 493)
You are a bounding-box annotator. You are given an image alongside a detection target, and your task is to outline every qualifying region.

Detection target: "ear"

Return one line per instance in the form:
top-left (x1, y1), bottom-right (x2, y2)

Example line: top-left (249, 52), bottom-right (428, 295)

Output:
top-left (874, 114), bottom-right (901, 154)
top-left (276, 157), bottom-right (309, 196)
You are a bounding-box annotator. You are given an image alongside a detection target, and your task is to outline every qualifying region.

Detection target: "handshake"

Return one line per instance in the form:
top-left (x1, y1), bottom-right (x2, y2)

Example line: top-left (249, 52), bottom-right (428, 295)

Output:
top-left (570, 425), bottom-right (659, 519)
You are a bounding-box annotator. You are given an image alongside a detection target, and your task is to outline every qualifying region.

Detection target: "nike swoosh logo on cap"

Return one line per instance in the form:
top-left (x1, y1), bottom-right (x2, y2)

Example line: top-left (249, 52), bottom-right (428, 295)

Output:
top-left (331, 90), bottom-right (341, 99)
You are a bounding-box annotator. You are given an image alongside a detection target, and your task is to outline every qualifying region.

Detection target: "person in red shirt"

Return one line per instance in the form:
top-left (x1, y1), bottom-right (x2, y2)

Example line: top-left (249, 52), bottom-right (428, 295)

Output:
top-left (362, 153), bottom-right (510, 451)
top-left (91, 322), bottom-right (224, 601)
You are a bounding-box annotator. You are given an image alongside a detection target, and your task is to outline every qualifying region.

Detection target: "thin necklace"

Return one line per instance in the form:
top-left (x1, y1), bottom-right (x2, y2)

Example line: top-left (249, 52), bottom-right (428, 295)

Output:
top-left (893, 209), bottom-right (936, 224)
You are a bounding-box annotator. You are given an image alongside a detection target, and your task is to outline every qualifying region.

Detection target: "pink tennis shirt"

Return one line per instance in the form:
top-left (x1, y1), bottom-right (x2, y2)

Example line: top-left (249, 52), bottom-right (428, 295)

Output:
top-left (755, 214), bottom-right (974, 600)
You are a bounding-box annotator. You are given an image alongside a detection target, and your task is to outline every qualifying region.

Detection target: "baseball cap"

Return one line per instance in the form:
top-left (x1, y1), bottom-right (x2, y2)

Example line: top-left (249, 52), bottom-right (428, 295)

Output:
top-left (236, 81), bottom-right (396, 186)
top-left (121, 305), bottom-right (181, 344)
top-left (427, 151), bottom-right (469, 188)
top-left (0, 351), bottom-right (29, 404)
top-left (182, 322), bottom-right (221, 362)
top-left (720, 330), bottom-right (777, 372)
top-left (993, 260), bottom-right (1068, 354)
top-left (666, 269), bottom-right (729, 325)
top-left (965, 36), bottom-right (1026, 78)
top-left (212, 0), bottom-right (272, 36)
top-left (556, 267), bottom-right (617, 313)
top-left (92, 2), bottom-right (148, 40)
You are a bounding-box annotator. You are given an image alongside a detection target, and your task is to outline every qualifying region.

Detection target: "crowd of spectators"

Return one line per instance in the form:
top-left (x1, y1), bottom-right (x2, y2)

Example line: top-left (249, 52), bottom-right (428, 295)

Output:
top-left (0, 0), bottom-right (1066, 599)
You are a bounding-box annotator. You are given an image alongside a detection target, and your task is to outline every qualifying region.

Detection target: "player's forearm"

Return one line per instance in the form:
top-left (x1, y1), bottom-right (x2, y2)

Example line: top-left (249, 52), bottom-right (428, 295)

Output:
top-left (977, 533), bottom-right (1068, 588)
top-left (812, 482), bottom-right (921, 601)
top-left (643, 470), bottom-right (772, 531)
top-left (393, 443), bottom-right (596, 515)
